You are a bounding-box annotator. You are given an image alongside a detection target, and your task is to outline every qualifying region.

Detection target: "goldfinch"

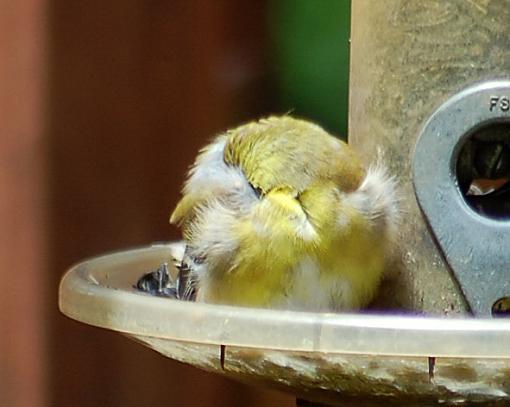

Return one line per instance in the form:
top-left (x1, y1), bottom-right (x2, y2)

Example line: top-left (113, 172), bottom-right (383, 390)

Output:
top-left (168, 116), bottom-right (399, 311)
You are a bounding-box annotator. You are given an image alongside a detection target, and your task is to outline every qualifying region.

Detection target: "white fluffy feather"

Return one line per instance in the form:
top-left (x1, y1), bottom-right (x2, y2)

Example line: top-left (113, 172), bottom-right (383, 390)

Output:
top-left (181, 136), bottom-right (259, 273)
top-left (344, 164), bottom-right (399, 241)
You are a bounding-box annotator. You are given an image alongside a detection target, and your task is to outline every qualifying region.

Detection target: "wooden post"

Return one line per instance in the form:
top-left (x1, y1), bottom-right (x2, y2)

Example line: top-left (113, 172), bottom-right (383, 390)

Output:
top-left (0, 1), bottom-right (48, 406)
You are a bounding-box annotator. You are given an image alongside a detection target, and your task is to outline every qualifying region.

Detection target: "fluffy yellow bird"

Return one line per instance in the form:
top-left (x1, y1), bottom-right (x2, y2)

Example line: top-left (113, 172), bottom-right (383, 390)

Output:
top-left (169, 116), bottom-right (399, 311)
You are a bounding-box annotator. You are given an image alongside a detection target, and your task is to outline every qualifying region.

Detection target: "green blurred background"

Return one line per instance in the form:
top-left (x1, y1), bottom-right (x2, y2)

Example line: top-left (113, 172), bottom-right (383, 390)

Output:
top-left (270, 0), bottom-right (351, 137)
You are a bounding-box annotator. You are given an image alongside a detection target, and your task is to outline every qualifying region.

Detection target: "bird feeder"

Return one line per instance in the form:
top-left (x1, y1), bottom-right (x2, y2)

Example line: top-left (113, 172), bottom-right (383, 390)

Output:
top-left (59, 1), bottom-right (510, 405)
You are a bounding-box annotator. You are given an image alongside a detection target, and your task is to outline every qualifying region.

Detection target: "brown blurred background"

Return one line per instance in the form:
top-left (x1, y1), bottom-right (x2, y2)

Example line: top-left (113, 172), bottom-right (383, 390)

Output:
top-left (0, 1), bottom-right (350, 406)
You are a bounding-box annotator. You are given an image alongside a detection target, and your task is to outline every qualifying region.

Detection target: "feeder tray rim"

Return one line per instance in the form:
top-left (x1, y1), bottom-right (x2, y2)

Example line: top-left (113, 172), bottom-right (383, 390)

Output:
top-left (59, 243), bottom-right (510, 359)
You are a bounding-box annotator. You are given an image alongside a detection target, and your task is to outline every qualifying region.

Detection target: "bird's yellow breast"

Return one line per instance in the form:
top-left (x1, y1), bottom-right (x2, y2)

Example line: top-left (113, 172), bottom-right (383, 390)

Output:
top-left (199, 190), bottom-right (385, 310)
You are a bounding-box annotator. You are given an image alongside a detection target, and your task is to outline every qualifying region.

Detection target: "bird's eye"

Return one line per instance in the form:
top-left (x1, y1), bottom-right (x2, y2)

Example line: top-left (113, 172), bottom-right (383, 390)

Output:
top-left (249, 183), bottom-right (263, 198)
